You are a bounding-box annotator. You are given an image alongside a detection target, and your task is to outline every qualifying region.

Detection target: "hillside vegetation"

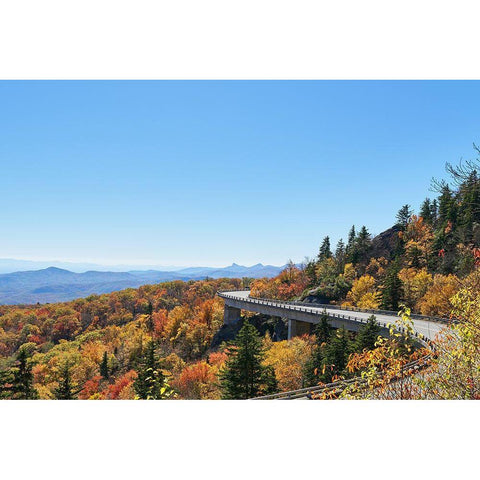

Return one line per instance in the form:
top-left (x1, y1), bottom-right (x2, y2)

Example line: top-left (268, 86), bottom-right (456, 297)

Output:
top-left (251, 147), bottom-right (480, 317)
top-left (1, 146), bottom-right (480, 399)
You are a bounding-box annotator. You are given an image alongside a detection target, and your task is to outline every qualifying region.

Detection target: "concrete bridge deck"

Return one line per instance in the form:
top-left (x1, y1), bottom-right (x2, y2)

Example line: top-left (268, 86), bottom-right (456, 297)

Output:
top-left (217, 290), bottom-right (448, 342)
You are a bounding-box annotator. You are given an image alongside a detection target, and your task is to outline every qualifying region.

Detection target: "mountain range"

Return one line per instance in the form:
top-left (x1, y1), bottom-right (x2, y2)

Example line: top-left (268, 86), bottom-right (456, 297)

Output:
top-left (0, 263), bottom-right (284, 305)
top-left (0, 258), bottom-right (186, 274)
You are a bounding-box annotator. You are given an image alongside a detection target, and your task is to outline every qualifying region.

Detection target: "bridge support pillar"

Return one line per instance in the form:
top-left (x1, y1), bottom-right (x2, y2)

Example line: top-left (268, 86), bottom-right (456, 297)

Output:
top-left (224, 305), bottom-right (241, 325)
top-left (287, 319), bottom-right (297, 340)
top-left (287, 319), bottom-right (312, 339)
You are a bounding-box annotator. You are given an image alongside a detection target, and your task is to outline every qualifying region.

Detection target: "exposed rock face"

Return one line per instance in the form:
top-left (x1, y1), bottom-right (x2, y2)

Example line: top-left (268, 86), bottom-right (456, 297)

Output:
top-left (300, 226), bottom-right (402, 305)
top-left (300, 287), bottom-right (331, 304)
top-left (370, 225), bottom-right (402, 260)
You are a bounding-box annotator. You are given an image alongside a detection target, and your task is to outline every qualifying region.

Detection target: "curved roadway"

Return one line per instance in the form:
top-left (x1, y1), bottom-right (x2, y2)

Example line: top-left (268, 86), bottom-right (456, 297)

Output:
top-left (218, 290), bottom-right (448, 342)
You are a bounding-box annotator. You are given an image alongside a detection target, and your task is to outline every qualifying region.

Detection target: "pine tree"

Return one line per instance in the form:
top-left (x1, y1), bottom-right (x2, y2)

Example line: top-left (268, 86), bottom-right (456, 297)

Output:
top-left (356, 226), bottom-right (372, 263)
top-left (11, 348), bottom-right (38, 399)
top-left (134, 341), bottom-right (173, 399)
top-left (54, 362), bottom-right (75, 400)
top-left (438, 185), bottom-right (456, 226)
top-left (146, 301), bottom-right (154, 332)
top-left (420, 198), bottom-right (433, 224)
top-left (322, 327), bottom-right (352, 383)
top-left (303, 312), bottom-right (332, 386)
top-left (381, 260), bottom-right (403, 311)
top-left (347, 225), bottom-right (356, 251)
top-left (335, 239), bottom-right (346, 271)
top-left (318, 236), bottom-right (332, 261)
top-left (430, 199), bottom-right (439, 227)
top-left (0, 369), bottom-right (14, 399)
top-left (314, 312), bottom-right (332, 345)
top-left (303, 258), bottom-right (317, 287)
top-left (396, 204), bottom-right (413, 229)
top-left (346, 225), bottom-right (358, 264)
top-left (219, 321), bottom-right (277, 399)
top-left (100, 351), bottom-right (109, 380)
top-left (458, 170), bottom-right (480, 239)
top-left (355, 316), bottom-right (380, 352)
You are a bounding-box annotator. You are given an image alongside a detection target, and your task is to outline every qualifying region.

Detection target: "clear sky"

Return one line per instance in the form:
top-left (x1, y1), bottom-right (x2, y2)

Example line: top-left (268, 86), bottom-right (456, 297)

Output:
top-left (1, 81), bottom-right (479, 267)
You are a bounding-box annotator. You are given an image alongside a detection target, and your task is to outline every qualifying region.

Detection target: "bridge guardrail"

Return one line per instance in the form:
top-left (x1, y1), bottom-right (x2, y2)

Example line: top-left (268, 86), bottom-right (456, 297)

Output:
top-left (253, 353), bottom-right (433, 400)
top-left (217, 290), bottom-right (439, 399)
top-left (217, 292), bottom-right (436, 339)
top-left (217, 290), bottom-right (450, 324)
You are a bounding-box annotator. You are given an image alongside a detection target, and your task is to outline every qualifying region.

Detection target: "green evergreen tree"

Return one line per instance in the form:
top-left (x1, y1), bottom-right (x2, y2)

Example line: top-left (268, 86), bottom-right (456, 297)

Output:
top-left (322, 327), bottom-right (352, 383)
top-left (355, 316), bottom-right (381, 352)
top-left (356, 226), bottom-right (372, 263)
top-left (347, 225), bottom-right (356, 251)
top-left (134, 341), bottom-right (173, 399)
top-left (100, 351), bottom-right (109, 380)
top-left (335, 238), bottom-right (346, 271)
top-left (347, 225), bottom-right (356, 244)
top-left (303, 312), bottom-right (332, 386)
top-left (0, 369), bottom-right (14, 399)
top-left (381, 260), bottom-right (403, 310)
top-left (458, 170), bottom-right (480, 240)
top-left (438, 185), bottom-right (457, 226)
top-left (303, 258), bottom-right (317, 287)
top-left (430, 199), bottom-right (439, 227)
top-left (219, 321), bottom-right (277, 399)
top-left (146, 301), bottom-right (154, 332)
top-left (54, 362), bottom-right (75, 400)
top-left (314, 312), bottom-right (332, 345)
top-left (318, 236), bottom-right (332, 261)
top-left (420, 198), bottom-right (433, 224)
top-left (346, 225), bottom-right (359, 264)
top-left (10, 348), bottom-right (38, 399)
top-left (396, 204), bottom-right (413, 229)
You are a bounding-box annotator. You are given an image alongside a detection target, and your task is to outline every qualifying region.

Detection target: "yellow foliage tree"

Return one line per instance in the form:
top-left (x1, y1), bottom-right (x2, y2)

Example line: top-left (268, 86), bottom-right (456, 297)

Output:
top-left (163, 305), bottom-right (192, 344)
top-left (417, 274), bottom-right (459, 316)
top-left (418, 269), bottom-right (480, 398)
top-left (344, 275), bottom-right (381, 309)
top-left (398, 267), bottom-right (433, 309)
top-left (263, 336), bottom-right (315, 391)
top-left (342, 263), bottom-right (357, 284)
top-left (337, 307), bottom-right (427, 400)
top-left (399, 215), bottom-right (434, 268)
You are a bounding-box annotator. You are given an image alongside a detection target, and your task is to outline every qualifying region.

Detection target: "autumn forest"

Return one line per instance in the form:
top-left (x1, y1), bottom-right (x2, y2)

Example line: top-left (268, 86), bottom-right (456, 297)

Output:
top-left (1, 147), bottom-right (480, 400)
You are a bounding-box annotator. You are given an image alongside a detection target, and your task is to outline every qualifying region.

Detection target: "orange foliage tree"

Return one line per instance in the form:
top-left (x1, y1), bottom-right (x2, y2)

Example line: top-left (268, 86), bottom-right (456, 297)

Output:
top-left (173, 361), bottom-right (219, 399)
top-left (399, 215), bottom-right (434, 268)
top-left (417, 274), bottom-right (459, 316)
top-left (250, 263), bottom-right (309, 301)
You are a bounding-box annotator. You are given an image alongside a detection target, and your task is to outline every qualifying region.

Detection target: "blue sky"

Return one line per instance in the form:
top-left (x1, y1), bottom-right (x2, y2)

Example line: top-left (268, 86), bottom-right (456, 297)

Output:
top-left (1, 81), bottom-right (479, 267)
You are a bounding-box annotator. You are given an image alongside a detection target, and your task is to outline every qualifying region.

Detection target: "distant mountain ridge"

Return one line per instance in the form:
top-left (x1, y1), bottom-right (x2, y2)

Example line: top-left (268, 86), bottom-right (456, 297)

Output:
top-left (0, 259), bottom-right (186, 274)
top-left (0, 263), bottom-right (285, 305)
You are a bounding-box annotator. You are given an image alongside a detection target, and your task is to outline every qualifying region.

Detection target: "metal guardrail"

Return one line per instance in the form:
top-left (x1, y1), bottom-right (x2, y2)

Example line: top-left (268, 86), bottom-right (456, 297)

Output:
top-left (217, 291), bottom-right (437, 340)
top-left (253, 354), bottom-right (433, 400)
top-left (217, 290), bottom-right (443, 400)
top-left (253, 296), bottom-right (449, 324)
top-left (217, 290), bottom-right (450, 325)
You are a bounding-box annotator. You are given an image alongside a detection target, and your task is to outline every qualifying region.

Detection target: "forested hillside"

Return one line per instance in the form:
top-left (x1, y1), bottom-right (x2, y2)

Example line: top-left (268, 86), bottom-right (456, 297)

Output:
top-left (251, 146), bottom-right (480, 316)
top-left (1, 147), bottom-right (479, 400)
top-left (0, 278), bottom-right (247, 399)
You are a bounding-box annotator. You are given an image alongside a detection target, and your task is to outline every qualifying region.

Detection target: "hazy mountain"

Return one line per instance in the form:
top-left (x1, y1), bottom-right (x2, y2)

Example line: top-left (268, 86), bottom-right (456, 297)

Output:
top-left (0, 263), bottom-right (285, 304)
top-left (0, 259), bottom-right (185, 274)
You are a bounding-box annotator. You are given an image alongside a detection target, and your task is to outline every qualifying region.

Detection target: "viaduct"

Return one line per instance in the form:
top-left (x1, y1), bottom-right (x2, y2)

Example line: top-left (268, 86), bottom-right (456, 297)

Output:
top-left (217, 290), bottom-right (447, 342)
